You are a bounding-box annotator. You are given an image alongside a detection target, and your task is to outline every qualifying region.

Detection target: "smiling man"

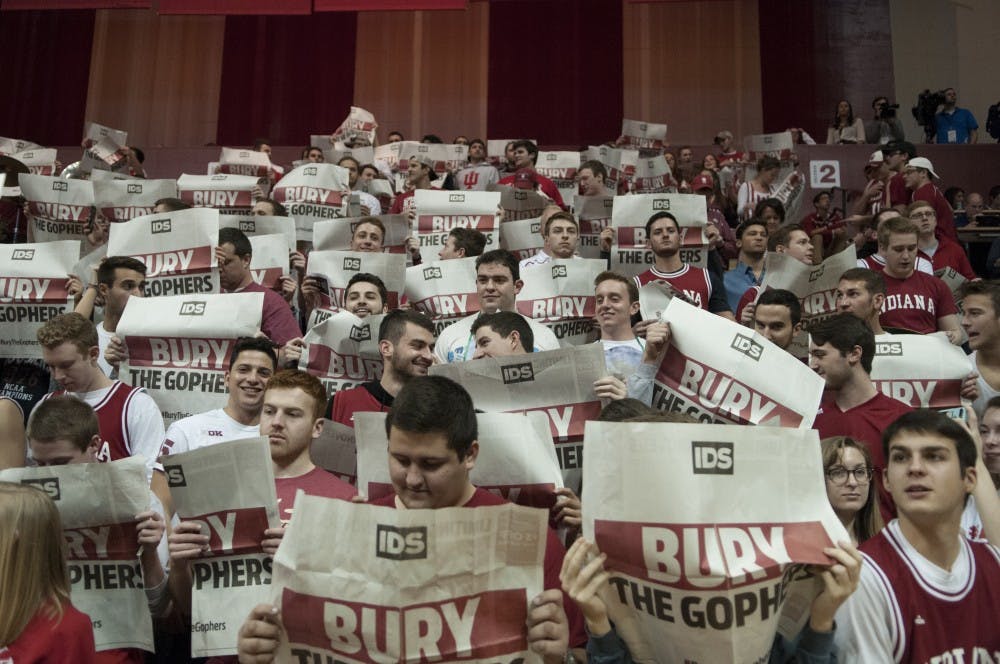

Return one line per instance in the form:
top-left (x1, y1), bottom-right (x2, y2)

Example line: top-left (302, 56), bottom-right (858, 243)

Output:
top-left (470, 311), bottom-right (532, 359)
top-left (342, 273), bottom-right (389, 318)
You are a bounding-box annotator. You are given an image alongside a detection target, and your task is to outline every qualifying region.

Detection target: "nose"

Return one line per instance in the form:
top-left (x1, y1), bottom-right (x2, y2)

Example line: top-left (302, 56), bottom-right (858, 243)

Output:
top-left (405, 465), bottom-right (424, 489)
top-left (844, 472), bottom-right (859, 488)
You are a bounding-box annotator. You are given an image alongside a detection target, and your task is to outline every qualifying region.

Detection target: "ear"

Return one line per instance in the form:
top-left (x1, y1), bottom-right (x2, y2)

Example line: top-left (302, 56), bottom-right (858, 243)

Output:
top-left (88, 345), bottom-right (101, 363)
top-left (463, 440), bottom-right (479, 471)
top-left (86, 434), bottom-right (101, 461)
top-left (508, 331), bottom-right (521, 352)
top-left (513, 279), bottom-right (523, 296)
top-left (241, 254), bottom-right (252, 268)
top-left (792, 321), bottom-right (803, 335)
top-left (846, 344), bottom-right (864, 366)
top-left (962, 463), bottom-right (977, 496)
top-left (98, 283), bottom-right (110, 297)
top-left (628, 300), bottom-right (641, 316)
top-left (872, 293), bottom-right (886, 310)
top-left (311, 417), bottom-right (325, 440)
top-left (379, 339), bottom-right (393, 359)
top-left (456, 247), bottom-right (466, 258)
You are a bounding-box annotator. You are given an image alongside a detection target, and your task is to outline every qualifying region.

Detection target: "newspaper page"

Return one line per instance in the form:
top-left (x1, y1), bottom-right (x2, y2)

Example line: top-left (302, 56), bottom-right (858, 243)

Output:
top-left (309, 420), bottom-right (358, 484)
top-left (620, 119), bottom-right (668, 153)
top-left (935, 265), bottom-right (968, 303)
top-left (106, 207), bottom-right (221, 297)
top-left (610, 193), bottom-right (709, 278)
top-left (0, 135), bottom-right (40, 155)
top-left (92, 176), bottom-right (178, 222)
top-left (499, 185), bottom-right (550, 221)
top-left (325, 143), bottom-right (375, 168)
top-left (870, 333), bottom-right (972, 409)
top-left (355, 410), bottom-right (563, 507)
top-left (499, 215), bottom-right (543, 261)
top-left (743, 131), bottom-right (795, 161)
top-left (632, 155), bottom-right (676, 193)
top-left (758, 246), bottom-right (857, 330)
top-left (486, 138), bottom-right (535, 170)
top-left (575, 194), bottom-right (614, 259)
top-left (19, 174), bottom-right (94, 243)
top-left (272, 163), bottom-right (351, 243)
top-left (0, 240), bottom-right (77, 359)
top-left (313, 215), bottom-right (410, 254)
top-left (335, 106), bottom-right (378, 146)
top-left (535, 151), bottom-right (580, 208)
top-left (177, 173), bottom-right (257, 221)
top-left (430, 343), bottom-right (607, 491)
top-left (583, 145), bottom-right (639, 192)
top-left (404, 258), bottom-right (480, 335)
top-left (306, 249), bottom-right (406, 316)
top-left (298, 311), bottom-right (383, 396)
top-left (247, 233), bottom-right (290, 290)
top-left (516, 259), bottom-right (604, 346)
top-left (582, 421), bottom-right (850, 664)
top-left (88, 136), bottom-right (129, 174)
top-left (395, 142), bottom-right (468, 176)
top-left (220, 214), bottom-right (296, 251)
top-left (118, 293), bottom-right (263, 426)
top-left (81, 122), bottom-right (127, 174)
top-left (12, 147), bottom-right (57, 175)
top-left (651, 298), bottom-right (824, 427)
top-left (360, 177), bottom-right (395, 212)
top-left (271, 498), bottom-right (546, 664)
top-left (159, 437), bottom-right (280, 657)
top-left (0, 456), bottom-right (154, 653)
top-left (413, 189), bottom-right (501, 265)
top-left (217, 147), bottom-right (271, 178)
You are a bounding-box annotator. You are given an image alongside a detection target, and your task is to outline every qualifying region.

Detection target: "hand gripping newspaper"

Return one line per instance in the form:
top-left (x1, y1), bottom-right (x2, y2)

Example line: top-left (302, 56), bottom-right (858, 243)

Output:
top-left (870, 332), bottom-right (973, 410)
top-left (270, 496), bottom-right (548, 664)
top-left (516, 258), bottom-right (605, 347)
top-left (413, 190), bottom-right (500, 264)
top-left (313, 214), bottom-right (411, 254)
top-left (404, 257), bottom-right (480, 335)
top-left (535, 150), bottom-right (580, 207)
top-left (117, 292), bottom-right (263, 426)
top-left (499, 215), bottom-right (545, 261)
top-left (644, 298), bottom-right (824, 427)
top-left (620, 119), bottom-right (668, 153)
top-left (0, 456), bottom-right (155, 653)
top-left (18, 174), bottom-right (94, 242)
top-left (582, 421), bottom-right (850, 664)
top-left (106, 207), bottom-right (221, 297)
top-left (177, 173), bottom-right (258, 221)
top-left (272, 163), bottom-right (352, 243)
top-left (159, 437), bottom-right (281, 657)
top-left (430, 343), bottom-right (607, 492)
top-left (355, 411), bottom-right (563, 508)
top-left (298, 310), bottom-right (384, 396)
top-left (574, 194), bottom-right (614, 259)
top-left (610, 193), bottom-right (709, 279)
top-left (91, 173), bottom-right (178, 222)
top-left (0, 240), bottom-right (77, 359)
top-left (304, 250), bottom-right (405, 327)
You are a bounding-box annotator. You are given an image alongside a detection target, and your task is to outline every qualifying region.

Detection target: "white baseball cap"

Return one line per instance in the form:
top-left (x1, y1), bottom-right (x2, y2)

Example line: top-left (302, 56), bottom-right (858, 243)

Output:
top-left (906, 157), bottom-right (939, 179)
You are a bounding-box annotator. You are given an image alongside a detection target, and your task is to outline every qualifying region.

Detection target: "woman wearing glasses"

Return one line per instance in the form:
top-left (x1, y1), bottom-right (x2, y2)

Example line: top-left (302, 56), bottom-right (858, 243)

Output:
top-left (821, 436), bottom-right (884, 545)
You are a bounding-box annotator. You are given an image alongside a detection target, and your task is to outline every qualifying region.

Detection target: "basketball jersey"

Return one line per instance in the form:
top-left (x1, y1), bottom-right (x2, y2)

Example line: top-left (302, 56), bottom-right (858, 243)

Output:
top-left (634, 264), bottom-right (713, 310)
top-left (44, 381), bottom-right (144, 463)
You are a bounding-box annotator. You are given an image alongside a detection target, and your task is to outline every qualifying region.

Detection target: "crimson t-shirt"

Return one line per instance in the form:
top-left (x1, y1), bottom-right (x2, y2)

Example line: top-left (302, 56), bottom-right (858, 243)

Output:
top-left (879, 270), bottom-right (958, 334)
top-left (275, 466), bottom-right (356, 523)
top-left (0, 602), bottom-right (96, 663)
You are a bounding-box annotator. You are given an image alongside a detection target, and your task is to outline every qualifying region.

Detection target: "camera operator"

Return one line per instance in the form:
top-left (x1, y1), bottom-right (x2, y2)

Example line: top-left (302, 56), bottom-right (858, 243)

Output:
top-left (935, 87), bottom-right (978, 144)
top-left (865, 96), bottom-right (905, 145)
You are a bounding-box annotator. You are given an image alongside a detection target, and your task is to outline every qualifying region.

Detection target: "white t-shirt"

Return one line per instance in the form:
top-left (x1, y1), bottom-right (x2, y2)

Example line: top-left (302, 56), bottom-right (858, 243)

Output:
top-left (97, 322), bottom-right (115, 378)
top-left (434, 311), bottom-right (561, 363)
top-left (600, 338), bottom-right (644, 378)
top-left (159, 407), bottom-right (260, 457)
top-left (970, 350), bottom-right (1000, 419)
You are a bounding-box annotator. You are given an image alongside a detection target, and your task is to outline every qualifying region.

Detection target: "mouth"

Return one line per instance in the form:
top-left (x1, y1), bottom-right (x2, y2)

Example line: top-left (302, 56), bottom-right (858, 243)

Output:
top-left (841, 492), bottom-right (862, 500)
top-left (905, 484), bottom-right (931, 498)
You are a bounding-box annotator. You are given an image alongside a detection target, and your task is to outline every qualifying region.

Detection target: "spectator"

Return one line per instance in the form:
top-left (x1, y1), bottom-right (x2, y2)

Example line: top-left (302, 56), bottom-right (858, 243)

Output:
top-left (935, 87), bottom-right (978, 144)
top-left (737, 156), bottom-right (780, 219)
top-left (826, 100), bottom-right (866, 144)
top-left (864, 96), bottom-right (905, 145)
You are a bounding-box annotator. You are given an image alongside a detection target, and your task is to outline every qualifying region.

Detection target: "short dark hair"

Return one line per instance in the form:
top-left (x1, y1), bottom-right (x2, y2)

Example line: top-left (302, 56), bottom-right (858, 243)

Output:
top-left (595, 271), bottom-right (639, 304)
top-left (471, 312), bottom-right (533, 352)
top-left (27, 395), bottom-right (98, 450)
top-left (229, 336), bottom-right (278, 371)
top-left (598, 398), bottom-right (650, 422)
top-left (345, 272), bottom-right (388, 308)
top-left (959, 280), bottom-right (1000, 316)
top-left (154, 197), bottom-right (190, 212)
top-left (839, 268), bottom-right (886, 296)
top-left (756, 155), bottom-right (780, 172)
top-left (449, 228), bottom-right (487, 257)
top-left (378, 309), bottom-right (434, 345)
top-left (476, 249), bottom-right (519, 282)
top-left (512, 140), bottom-right (538, 165)
top-left (257, 198), bottom-right (288, 217)
top-left (877, 217), bottom-right (919, 248)
top-left (767, 224), bottom-right (805, 252)
top-left (809, 313), bottom-right (875, 373)
top-left (387, 131), bottom-right (404, 141)
top-left (421, 134), bottom-right (443, 144)
top-left (543, 211), bottom-right (578, 236)
top-left (337, 155), bottom-right (360, 170)
top-left (755, 288), bottom-right (802, 326)
top-left (253, 137), bottom-right (271, 150)
top-left (812, 189), bottom-right (832, 205)
top-left (736, 217), bottom-right (768, 240)
top-left (97, 256), bottom-right (147, 286)
top-left (579, 160), bottom-right (608, 181)
top-left (644, 211), bottom-right (679, 237)
top-left (353, 216), bottom-right (385, 238)
top-left (882, 409), bottom-right (978, 476)
top-left (754, 197), bottom-right (786, 223)
top-left (385, 376), bottom-right (477, 459)
top-left (219, 227), bottom-right (252, 258)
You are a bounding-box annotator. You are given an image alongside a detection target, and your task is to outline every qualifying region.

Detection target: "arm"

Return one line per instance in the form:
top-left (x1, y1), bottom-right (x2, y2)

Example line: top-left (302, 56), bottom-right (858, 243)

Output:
top-left (936, 313), bottom-right (964, 345)
top-left (626, 322), bottom-right (670, 405)
top-left (0, 399), bottom-right (25, 470)
top-left (707, 270), bottom-right (736, 320)
top-left (238, 604), bottom-right (283, 664)
top-left (964, 409), bottom-right (1000, 545)
top-left (135, 509), bottom-right (169, 616)
top-left (969, 128), bottom-right (978, 144)
top-left (166, 520), bottom-right (209, 618)
top-left (832, 559), bottom-right (897, 662)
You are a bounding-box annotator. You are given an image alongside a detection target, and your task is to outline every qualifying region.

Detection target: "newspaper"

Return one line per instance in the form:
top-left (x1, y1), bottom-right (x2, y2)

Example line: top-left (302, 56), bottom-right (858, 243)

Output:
top-left (106, 207), bottom-right (221, 297)
top-left (81, 122), bottom-right (128, 174)
top-left (758, 246), bottom-right (857, 330)
top-left (92, 176), bottom-right (178, 222)
top-left (271, 498), bottom-right (546, 664)
top-left (19, 174), bottom-right (94, 243)
top-left (935, 265), bottom-right (968, 303)
top-left (177, 173), bottom-right (258, 220)
top-left (118, 293), bottom-right (263, 426)
top-left (486, 138), bottom-right (535, 170)
top-left (395, 142), bottom-right (469, 176)
top-left (610, 193), bottom-right (709, 278)
top-left (651, 298), bottom-right (825, 427)
top-left (516, 259), bottom-right (604, 346)
top-left (743, 131), bottom-right (795, 161)
top-left (583, 145), bottom-right (638, 192)
top-left (413, 190), bottom-right (501, 265)
top-left (247, 233), bottom-right (290, 290)
top-left (632, 155), bottom-right (676, 193)
top-left (536, 151), bottom-right (580, 208)
top-left (620, 119), bottom-right (668, 152)
top-left (499, 215), bottom-right (543, 261)
top-left (324, 143), bottom-right (375, 168)
top-left (306, 249), bottom-right (406, 316)
top-left (0, 456), bottom-right (154, 653)
top-left (272, 163), bottom-right (351, 243)
top-left (218, 147), bottom-right (271, 178)
top-left (159, 437), bottom-right (280, 657)
top-left (335, 106), bottom-right (379, 146)
top-left (298, 311), bottom-right (383, 396)
top-left (582, 421), bottom-right (850, 664)
top-left (88, 136), bottom-right (129, 174)
top-left (313, 215), bottom-right (410, 254)
top-left (360, 177), bottom-right (395, 212)
top-left (430, 343), bottom-right (607, 491)
top-left (310, 420), bottom-right (358, 484)
top-left (499, 185), bottom-right (551, 221)
top-left (12, 148), bottom-right (57, 176)
top-left (220, 214), bottom-right (296, 251)
top-left (0, 240), bottom-right (77, 359)
top-left (355, 410), bottom-right (563, 507)
top-left (404, 258), bottom-right (480, 334)
top-left (870, 333), bottom-right (972, 409)
top-left (0, 135), bottom-right (41, 155)
top-left (575, 194), bottom-right (614, 259)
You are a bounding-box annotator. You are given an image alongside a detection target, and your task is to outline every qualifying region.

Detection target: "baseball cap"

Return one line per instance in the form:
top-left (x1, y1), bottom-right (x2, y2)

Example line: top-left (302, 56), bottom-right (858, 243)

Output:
top-left (905, 157), bottom-right (939, 179)
top-left (513, 168), bottom-right (538, 190)
top-left (691, 173), bottom-right (715, 191)
top-left (867, 150), bottom-right (884, 164)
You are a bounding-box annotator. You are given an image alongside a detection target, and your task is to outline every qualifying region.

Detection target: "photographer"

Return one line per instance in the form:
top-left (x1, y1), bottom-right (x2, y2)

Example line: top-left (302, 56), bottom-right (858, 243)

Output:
top-left (865, 96), bottom-right (905, 145)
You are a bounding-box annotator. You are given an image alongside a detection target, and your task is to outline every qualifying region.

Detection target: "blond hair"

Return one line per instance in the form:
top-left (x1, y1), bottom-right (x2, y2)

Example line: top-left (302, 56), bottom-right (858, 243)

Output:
top-left (0, 482), bottom-right (71, 646)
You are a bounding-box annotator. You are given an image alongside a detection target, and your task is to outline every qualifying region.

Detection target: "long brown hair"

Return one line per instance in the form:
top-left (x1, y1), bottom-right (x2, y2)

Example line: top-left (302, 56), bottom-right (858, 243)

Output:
top-left (821, 437), bottom-right (884, 544)
top-left (0, 483), bottom-right (71, 646)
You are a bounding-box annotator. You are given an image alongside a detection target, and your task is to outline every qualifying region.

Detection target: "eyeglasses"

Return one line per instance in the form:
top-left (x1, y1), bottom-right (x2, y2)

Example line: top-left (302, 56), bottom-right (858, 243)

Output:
top-left (825, 466), bottom-right (872, 485)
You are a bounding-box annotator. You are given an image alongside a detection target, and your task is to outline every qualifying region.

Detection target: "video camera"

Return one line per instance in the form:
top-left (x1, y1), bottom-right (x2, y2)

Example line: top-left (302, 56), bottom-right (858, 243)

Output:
top-left (912, 89), bottom-right (948, 141)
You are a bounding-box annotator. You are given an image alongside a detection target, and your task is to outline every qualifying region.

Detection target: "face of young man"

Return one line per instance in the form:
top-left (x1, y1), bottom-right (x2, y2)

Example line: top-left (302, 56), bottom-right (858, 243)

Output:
top-left (754, 304), bottom-right (799, 350)
top-left (387, 427), bottom-right (478, 509)
top-left (306, 148), bottom-right (324, 163)
top-left (476, 262), bottom-right (521, 314)
top-left (407, 161), bottom-right (429, 186)
top-left (351, 223), bottom-right (384, 252)
top-left (30, 437), bottom-right (98, 466)
top-left (252, 201), bottom-right (277, 217)
top-left (903, 166), bottom-right (926, 190)
top-left (836, 279), bottom-right (883, 323)
top-left (577, 168), bottom-right (603, 196)
top-left (909, 206), bottom-right (937, 237)
top-left (382, 322), bottom-right (435, 380)
top-left (646, 218), bottom-right (680, 258)
top-left (217, 242), bottom-right (251, 291)
top-left (344, 281), bottom-right (386, 318)
top-left (512, 146), bottom-right (533, 170)
top-left (679, 148), bottom-right (693, 163)
top-left (962, 293), bottom-right (1000, 351)
top-left (101, 268), bottom-right (146, 321)
top-left (438, 235), bottom-right (464, 260)
top-left (467, 142), bottom-right (485, 162)
top-left (779, 230), bottom-right (814, 264)
top-left (595, 279), bottom-right (639, 336)
top-left (260, 387), bottom-right (323, 466)
top-left (359, 166), bottom-right (378, 184)
top-left (471, 327), bottom-right (523, 359)
top-left (225, 350), bottom-right (275, 414)
top-left (42, 342), bottom-right (101, 393)
top-left (884, 431), bottom-right (974, 524)
top-left (544, 218), bottom-right (579, 259)
top-left (881, 232), bottom-right (919, 278)
top-left (808, 341), bottom-right (856, 390)
top-left (738, 224), bottom-right (768, 258)
top-left (339, 159), bottom-right (359, 188)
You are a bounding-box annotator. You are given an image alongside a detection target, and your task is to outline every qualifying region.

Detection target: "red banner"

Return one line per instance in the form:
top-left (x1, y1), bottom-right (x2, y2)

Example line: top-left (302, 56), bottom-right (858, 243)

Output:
top-left (158, 0), bottom-right (310, 14)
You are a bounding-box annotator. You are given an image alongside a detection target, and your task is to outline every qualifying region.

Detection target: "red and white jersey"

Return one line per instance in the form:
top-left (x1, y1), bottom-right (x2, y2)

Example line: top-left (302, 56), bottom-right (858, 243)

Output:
top-left (857, 253), bottom-right (934, 275)
top-left (835, 520), bottom-right (1000, 662)
top-left (880, 270), bottom-right (958, 335)
top-left (158, 408), bottom-right (259, 458)
top-left (455, 162), bottom-right (500, 191)
top-left (634, 264), bottom-right (713, 310)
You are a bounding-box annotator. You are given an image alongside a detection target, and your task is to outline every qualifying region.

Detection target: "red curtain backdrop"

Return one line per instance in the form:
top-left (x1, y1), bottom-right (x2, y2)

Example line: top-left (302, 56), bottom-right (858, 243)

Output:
top-left (1, 1), bottom-right (147, 8)
top-left (316, 0), bottom-right (467, 9)
top-left (157, 0), bottom-right (309, 14)
top-left (757, 0), bottom-right (816, 137)
top-left (0, 10), bottom-right (96, 146)
top-left (215, 12), bottom-right (357, 147)
top-left (486, 0), bottom-right (623, 147)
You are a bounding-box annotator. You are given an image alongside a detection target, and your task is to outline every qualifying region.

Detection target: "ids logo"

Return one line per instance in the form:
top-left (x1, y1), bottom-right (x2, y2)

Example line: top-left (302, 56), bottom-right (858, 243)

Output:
top-left (127, 183), bottom-right (142, 194)
top-left (11, 249), bottom-right (34, 260)
top-left (376, 524), bottom-right (427, 560)
top-left (449, 194), bottom-right (465, 203)
top-left (692, 441), bottom-right (734, 474)
top-left (343, 257), bottom-right (361, 271)
top-left (349, 325), bottom-right (371, 342)
top-left (211, 174), bottom-right (227, 180)
top-left (164, 465), bottom-right (187, 487)
top-left (304, 166), bottom-right (318, 176)
top-left (239, 221), bottom-right (256, 232)
top-left (514, 191), bottom-right (527, 201)
top-left (763, 136), bottom-right (774, 144)
top-left (652, 199), bottom-right (671, 210)
top-left (809, 265), bottom-right (825, 281)
top-left (875, 341), bottom-right (903, 356)
top-left (423, 266), bottom-right (443, 280)
top-left (239, 151), bottom-right (250, 158)
top-left (501, 363), bottom-right (534, 384)
top-left (530, 223), bottom-right (540, 233)
top-left (151, 219), bottom-right (172, 234)
top-left (180, 301), bottom-right (206, 316)
top-left (731, 334), bottom-right (763, 361)
top-left (21, 477), bottom-right (60, 500)
top-left (551, 265), bottom-right (568, 278)
top-left (417, 145), bottom-right (429, 152)
top-left (52, 181), bottom-right (68, 192)
top-left (546, 153), bottom-right (557, 161)
top-left (23, 151), bottom-right (34, 159)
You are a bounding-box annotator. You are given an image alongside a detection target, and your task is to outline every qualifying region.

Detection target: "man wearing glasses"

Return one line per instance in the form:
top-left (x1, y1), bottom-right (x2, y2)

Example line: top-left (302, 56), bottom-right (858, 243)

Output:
top-left (910, 200), bottom-right (977, 281)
